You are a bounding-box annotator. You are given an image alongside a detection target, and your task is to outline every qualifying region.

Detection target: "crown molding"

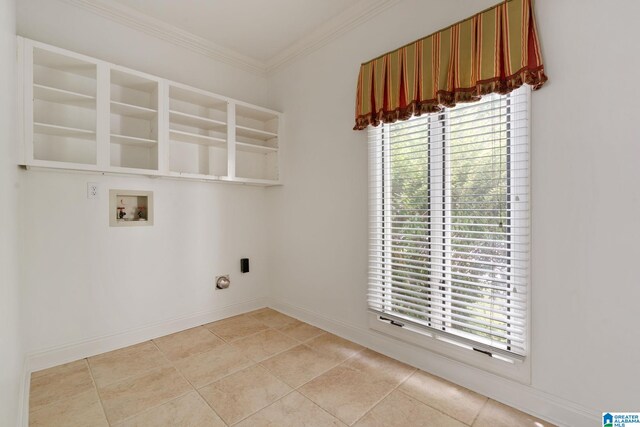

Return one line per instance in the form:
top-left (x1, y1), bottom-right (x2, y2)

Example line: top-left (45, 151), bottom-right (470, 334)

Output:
top-left (265, 0), bottom-right (403, 73)
top-left (61, 0), bottom-right (402, 76)
top-left (61, 0), bottom-right (267, 75)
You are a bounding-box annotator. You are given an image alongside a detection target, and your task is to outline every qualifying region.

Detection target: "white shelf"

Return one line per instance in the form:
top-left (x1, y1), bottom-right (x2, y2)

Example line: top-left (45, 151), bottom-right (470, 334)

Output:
top-left (34, 122), bottom-right (95, 140)
top-left (25, 161), bottom-right (99, 172)
top-left (236, 142), bottom-right (277, 154)
top-left (169, 110), bottom-right (226, 130)
top-left (168, 171), bottom-right (221, 181)
top-left (111, 69), bottom-right (157, 91)
top-left (236, 104), bottom-right (279, 122)
top-left (108, 166), bottom-right (162, 176)
top-left (23, 162), bottom-right (280, 186)
top-left (227, 176), bottom-right (281, 186)
top-left (110, 133), bottom-right (157, 147)
top-left (169, 85), bottom-right (227, 109)
top-left (33, 84), bottom-right (95, 105)
top-left (111, 101), bottom-right (157, 119)
top-left (170, 129), bottom-right (226, 147)
top-left (33, 48), bottom-right (95, 78)
top-left (236, 125), bottom-right (278, 140)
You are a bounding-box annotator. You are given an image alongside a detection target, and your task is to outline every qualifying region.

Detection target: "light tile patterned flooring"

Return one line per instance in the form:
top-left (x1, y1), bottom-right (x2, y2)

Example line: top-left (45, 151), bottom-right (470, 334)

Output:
top-left (28, 308), bottom-right (555, 426)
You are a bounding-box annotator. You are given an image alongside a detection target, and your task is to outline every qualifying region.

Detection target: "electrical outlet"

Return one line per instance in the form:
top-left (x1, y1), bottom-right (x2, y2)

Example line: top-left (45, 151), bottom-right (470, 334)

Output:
top-left (87, 183), bottom-right (99, 199)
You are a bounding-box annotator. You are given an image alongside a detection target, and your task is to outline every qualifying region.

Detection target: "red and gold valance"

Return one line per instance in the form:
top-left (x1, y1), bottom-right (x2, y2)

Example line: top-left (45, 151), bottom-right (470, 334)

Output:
top-left (354, 0), bottom-right (547, 130)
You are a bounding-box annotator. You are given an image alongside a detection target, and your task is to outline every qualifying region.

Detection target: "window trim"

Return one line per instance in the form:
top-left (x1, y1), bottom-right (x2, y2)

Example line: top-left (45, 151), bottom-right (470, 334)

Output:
top-left (367, 88), bottom-right (532, 384)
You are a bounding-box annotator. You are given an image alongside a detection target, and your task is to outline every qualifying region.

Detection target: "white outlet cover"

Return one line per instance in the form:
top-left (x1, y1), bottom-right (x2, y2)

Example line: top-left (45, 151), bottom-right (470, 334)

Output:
top-left (87, 183), bottom-right (99, 199)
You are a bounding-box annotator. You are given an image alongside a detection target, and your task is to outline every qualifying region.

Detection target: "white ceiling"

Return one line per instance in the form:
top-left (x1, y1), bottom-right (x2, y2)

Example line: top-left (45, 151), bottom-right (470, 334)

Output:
top-left (111, 0), bottom-right (368, 62)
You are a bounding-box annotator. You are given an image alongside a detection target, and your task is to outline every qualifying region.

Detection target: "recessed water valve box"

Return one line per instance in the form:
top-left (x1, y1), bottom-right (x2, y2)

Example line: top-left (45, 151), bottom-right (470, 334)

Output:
top-left (109, 189), bottom-right (153, 227)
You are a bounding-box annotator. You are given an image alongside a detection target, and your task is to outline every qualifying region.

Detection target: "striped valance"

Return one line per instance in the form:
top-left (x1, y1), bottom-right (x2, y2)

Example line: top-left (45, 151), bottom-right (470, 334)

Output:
top-left (353, 0), bottom-right (547, 130)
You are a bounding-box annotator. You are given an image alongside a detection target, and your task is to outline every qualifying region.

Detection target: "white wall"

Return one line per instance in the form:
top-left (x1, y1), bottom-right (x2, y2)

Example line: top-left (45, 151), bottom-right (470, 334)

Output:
top-left (267, 0), bottom-right (640, 424)
top-left (17, 0), bottom-right (272, 365)
top-left (529, 0), bottom-right (640, 412)
top-left (0, 0), bottom-right (24, 424)
top-left (20, 173), bottom-right (269, 354)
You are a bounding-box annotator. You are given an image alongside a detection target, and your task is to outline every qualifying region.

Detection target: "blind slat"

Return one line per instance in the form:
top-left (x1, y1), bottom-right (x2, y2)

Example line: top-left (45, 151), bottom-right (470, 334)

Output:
top-left (365, 297), bottom-right (526, 337)
top-left (367, 283), bottom-right (526, 318)
top-left (370, 256), bottom-right (525, 273)
top-left (369, 268), bottom-right (524, 292)
top-left (366, 297), bottom-right (525, 343)
top-left (368, 278), bottom-right (527, 308)
top-left (369, 258), bottom-right (526, 279)
top-left (370, 246), bottom-right (525, 262)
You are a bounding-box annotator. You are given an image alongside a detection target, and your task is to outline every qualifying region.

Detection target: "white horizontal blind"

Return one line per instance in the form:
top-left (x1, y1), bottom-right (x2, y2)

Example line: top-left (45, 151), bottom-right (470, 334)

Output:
top-left (368, 86), bottom-right (530, 359)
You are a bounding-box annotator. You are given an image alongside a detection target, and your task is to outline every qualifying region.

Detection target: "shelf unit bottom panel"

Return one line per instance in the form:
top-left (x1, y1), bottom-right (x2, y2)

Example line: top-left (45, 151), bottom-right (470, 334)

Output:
top-left (235, 149), bottom-right (278, 182)
top-left (33, 131), bottom-right (97, 165)
top-left (170, 139), bottom-right (227, 177)
top-left (110, 142), bottom-right (158, 171)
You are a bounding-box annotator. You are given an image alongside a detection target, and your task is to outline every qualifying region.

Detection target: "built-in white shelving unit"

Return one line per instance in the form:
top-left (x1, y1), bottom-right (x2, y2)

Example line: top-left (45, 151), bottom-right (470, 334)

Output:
top-left (109, 68), bottom-right (160, 171)
top-left (168, 84), bottom-right (228, 178)
top-left (29, 45), bottom-right (98, 166)
top-left (19, 37), bottom-right (282, 186)
top-left (234, 104), bottom-right (279, 181)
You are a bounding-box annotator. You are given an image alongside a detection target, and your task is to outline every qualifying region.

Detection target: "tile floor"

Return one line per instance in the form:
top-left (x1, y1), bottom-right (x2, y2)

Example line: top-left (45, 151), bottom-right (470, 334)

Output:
top-left (28, 308), bottom-right (555, 426)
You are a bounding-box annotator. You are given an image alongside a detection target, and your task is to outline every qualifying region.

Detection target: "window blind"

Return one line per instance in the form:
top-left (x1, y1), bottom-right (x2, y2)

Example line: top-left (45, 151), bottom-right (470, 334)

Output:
top-left (368, 86), bottom-right (530, 359)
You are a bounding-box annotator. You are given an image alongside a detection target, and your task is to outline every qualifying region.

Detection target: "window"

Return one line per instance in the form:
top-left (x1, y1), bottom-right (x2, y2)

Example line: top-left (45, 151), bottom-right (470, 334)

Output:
top-left (368, 87), bottom-right (530, 365)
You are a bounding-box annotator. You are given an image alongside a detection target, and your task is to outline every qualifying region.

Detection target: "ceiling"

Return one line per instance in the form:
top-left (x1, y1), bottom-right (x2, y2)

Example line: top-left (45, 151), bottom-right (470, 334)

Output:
top-left (107, 0), bottom-right (389, 68)
top-left (62, 0), bottom-right (402, 75)
top-left (63, 0), bottom-right (401, 73)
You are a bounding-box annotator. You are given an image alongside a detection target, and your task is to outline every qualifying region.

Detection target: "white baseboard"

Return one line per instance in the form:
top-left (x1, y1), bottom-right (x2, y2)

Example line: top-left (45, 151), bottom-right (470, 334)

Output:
top-left (18, 359), bottom-right (29, 427)
top-left (24, 297), bottom-right (268, 374)
top-left (270, 299), bottom-right (598, 427)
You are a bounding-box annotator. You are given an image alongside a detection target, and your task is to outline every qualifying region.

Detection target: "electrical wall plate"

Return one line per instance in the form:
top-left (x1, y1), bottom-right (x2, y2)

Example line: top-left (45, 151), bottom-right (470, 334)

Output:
top-left (87, 182), bottom-right (99, 199)
top-left (240, 258), bottom-right (249, 273)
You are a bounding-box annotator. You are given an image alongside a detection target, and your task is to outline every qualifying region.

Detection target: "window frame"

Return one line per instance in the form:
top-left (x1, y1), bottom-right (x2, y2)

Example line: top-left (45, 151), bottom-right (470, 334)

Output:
top-left (367, 88), bottom-right (532, 384)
